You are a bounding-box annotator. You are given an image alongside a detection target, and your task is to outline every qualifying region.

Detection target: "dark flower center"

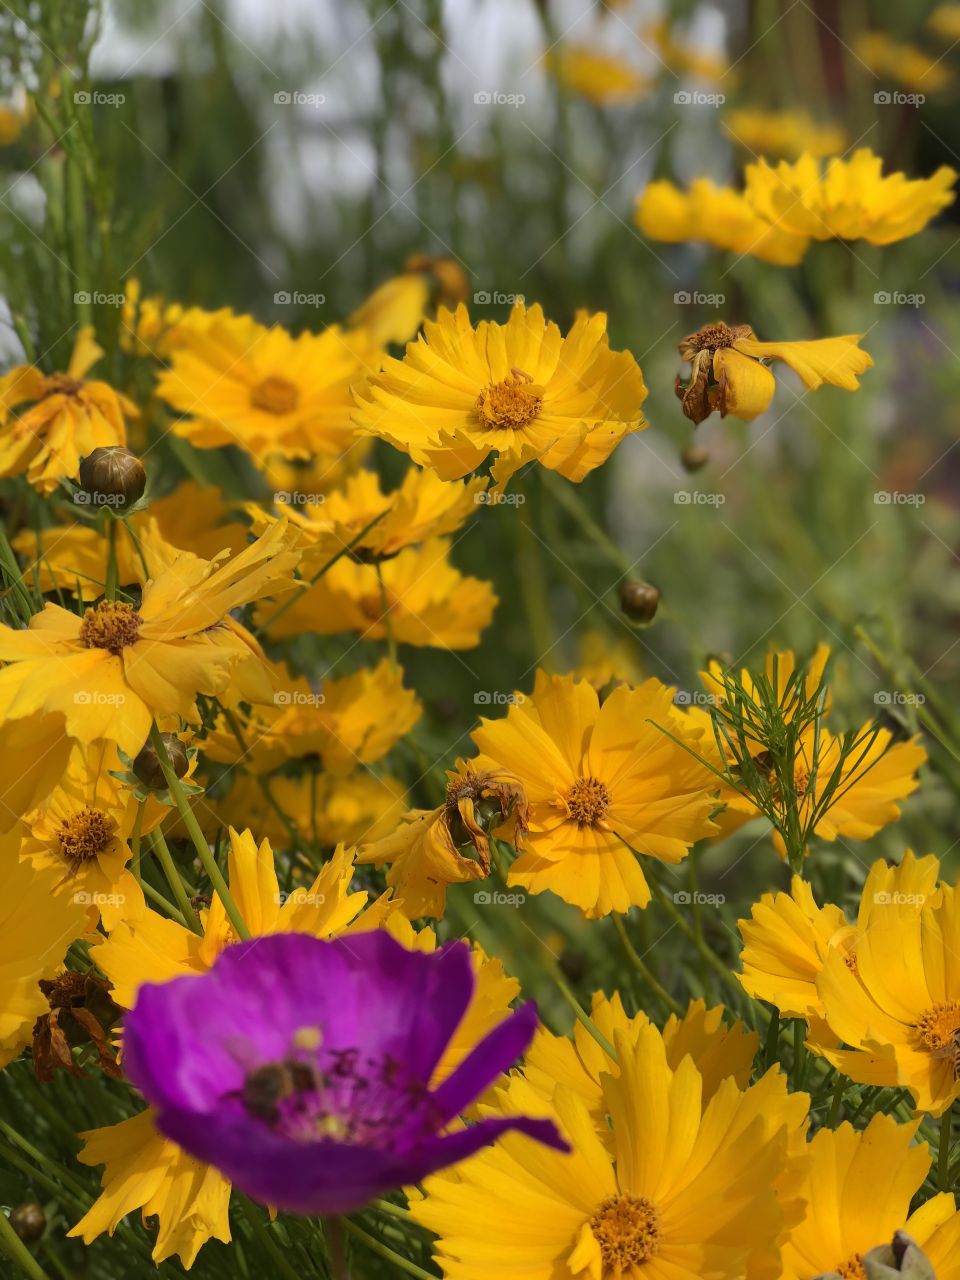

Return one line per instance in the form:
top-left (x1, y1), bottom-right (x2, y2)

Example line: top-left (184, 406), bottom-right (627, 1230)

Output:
top-left (251, 376), bottom-right (300, 415)
top-left (79, 600), bottom-right (142, 653)
top-left (590, 1194), bottom-right (661, 1269)
top-left (57, 807), bottom-right (114, 868)
top-left (566, 776), bottom-right (610, 826)
top-left (476, 368), bottom-right (542, 428)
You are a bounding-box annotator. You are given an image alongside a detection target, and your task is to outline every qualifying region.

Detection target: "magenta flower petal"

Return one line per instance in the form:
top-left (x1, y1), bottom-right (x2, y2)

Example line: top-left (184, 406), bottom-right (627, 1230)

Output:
top-left (122, 931), bottom-right (567, 1215)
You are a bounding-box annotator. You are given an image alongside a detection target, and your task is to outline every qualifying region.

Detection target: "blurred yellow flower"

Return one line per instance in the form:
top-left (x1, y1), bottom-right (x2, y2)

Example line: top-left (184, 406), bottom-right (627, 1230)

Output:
top-left (644, 19), bottom-right (732, 82)
top-left (929, 3), bottom-right (960, 41)
top-left (353, 301), bottom-right (648, 487)
top-left (574, 628), bottom-right (644, 690)
top-left (723, 108), bottom-right (845, 158)
top-left (745, 148), bottom-right (957, 244)
top-left (546, 46), bottom-right (652, 105)
top-left (348, 254), bottom-right (468, 347)
top-left (855, 31), bottom-right (952, 92)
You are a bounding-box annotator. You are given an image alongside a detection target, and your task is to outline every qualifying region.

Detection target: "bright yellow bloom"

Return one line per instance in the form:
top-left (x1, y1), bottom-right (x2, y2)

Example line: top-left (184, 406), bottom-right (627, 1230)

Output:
top-left (634, 178), bottom-right (811, 265)
top-left (855, 31), bottom-right (952, 92)
top-left (0, 326), bottom-right (138, 493)
top-left (817, 877), bottom-right (960, 1115)
top-left (744, 148), bottom-right (957, 244)
top-left (120, 280), bottom-right (236, 360)
top-left (0, 827), bottom-right (88, 1069)
top-left (574, 630), bottom-right (644, 690)
top-left (779, 1114), bottom-right (960, 1280)
top-left (357, 760), bottom-right (528, 918)
top-left (929, 4), bottom-right (960, 41)
top-left (0, 712), bottom-right (72, 833)
top-left (471, 672), bottom-right (718, 917)
top-left (156, 311), bottom-right (380, 458)
top-left (353, 301), bottom-right (648, 487)
top-left (257, 536), bottom-right (497, 650)
top-left (413, 1022), bottom-right (808, 1280)
top-left (546, 46), bottom-right (652, 105)
top-left (676, 322), bottom-right (873, 425)
top-left (348, 255), bottom-right (468, 347)
top-left (722, 108), bottom-right (845, 158)
top-left (0, 522), bottom-right (299, 754)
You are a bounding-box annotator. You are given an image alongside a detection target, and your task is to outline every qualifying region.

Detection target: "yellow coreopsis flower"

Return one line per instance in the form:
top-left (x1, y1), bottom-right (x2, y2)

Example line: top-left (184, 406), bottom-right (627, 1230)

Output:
top-left (722, 108), bottom-right (846, 159)
top-left (253, 439), bottom-right (373, 502)
top-left (0, 522), bottom-right (299, 755)
top-left (855, 31), bottom-right (952, 93)
top-left (545, 46), bottom-right (652, 105)
top-left (471, 672), bottom-right (718, 917)
top-left (413, 1023), bottom-right (808, 1280)
top-left (352, 301), bottom-right (648, 487)
top-left (779, 1114), bottom-right (960, 1280)
top-left (0, 326), bottom-right (139, 493)
top-left (744, 148), bottom-right (957, 245)
top-left (256, 536), bottom-right (497, 650)
top-left (574, 629), bottom-right (644, 691)
top-left (357, 759), bottom-right (528, 918)
top-left (0, 712), bottom-right (72, 832)
top-left (156, 311), bottom-right (380, 459)
top-left (634, 178), bottom-right (811, 265)
top-left (348, 254), bottom-right (468, 347)
top-left (675, 321), bottom-right (873, 425)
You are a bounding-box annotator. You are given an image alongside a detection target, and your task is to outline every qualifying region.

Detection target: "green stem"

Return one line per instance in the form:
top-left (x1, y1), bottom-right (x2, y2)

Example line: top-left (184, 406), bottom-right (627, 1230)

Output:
top-left (129, 798), bottom-right (144, 883)
top-left (238, 1199), bottom-right (303, 1280)
top-left (612, 915), bottom-right (683, 1015)
top-left (105, 518), bottom-right (118, 600)
top-left (326, 1217), bottom-right (350, 1280)
top-left (0, 1209), bottom-right (51, 1280)
top-left (147, 829), bottom-right (201, 933)
top-left (340, 1218), bottom-right (435, 1280)
top-left (552, 972), bottom-right (617, 1061)
top-left (648, 878), bottom-right (743, 1003)
top-left (148, 723), bottom-right (250, 940)
top-left (940, 1108), bottom-right (953, 1190)
top-left (828, 1075), bottom-right (845, 1126)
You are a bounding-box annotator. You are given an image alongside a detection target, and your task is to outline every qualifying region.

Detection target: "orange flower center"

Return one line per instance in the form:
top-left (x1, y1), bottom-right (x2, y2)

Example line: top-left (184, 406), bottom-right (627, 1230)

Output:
top-left (57, 807), bottom-right (114, 868)
top-left (251, 376), bottom-right (300, 415)
top-left (916, 1002), bottom-right (960, 1074)
top-left (79, 600), bottom-right (142, 654)
top-left (40, 373), bottom-right (84, 398)
top-left (837, 1253), bottom-right (865, 1280)
top-left (566, 776), bottom-right (610, 827)
top-left (476, 368), bottom-right (542, 428)
top-left (590, 1195), bottom-right (661, 1270)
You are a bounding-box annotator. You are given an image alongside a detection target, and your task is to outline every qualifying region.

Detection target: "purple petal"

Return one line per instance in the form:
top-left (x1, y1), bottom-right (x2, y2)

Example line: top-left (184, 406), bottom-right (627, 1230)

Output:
top-left (429, 1002), bottom-right (540, 1125)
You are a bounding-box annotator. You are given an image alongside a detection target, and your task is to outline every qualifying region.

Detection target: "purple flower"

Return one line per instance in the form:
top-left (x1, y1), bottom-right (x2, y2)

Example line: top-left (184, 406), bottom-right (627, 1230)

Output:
top-left (122, 931), bottom-right (568, 1215)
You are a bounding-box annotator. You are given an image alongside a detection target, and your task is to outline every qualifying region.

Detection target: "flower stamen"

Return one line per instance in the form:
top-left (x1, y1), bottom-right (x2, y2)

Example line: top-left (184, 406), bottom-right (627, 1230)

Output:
top-left (250, 376), bottom-right (300, 415)
top-left (79, 600), bottom-right (142, 654)
top-left (476, 368), bottom-right (542, 428)
top-left (590, 1194), bottom-right (661, 1271)
top-left (56, 808), bottom-right (115, 871)
top-left (566, 776), bottom-right (610, 827)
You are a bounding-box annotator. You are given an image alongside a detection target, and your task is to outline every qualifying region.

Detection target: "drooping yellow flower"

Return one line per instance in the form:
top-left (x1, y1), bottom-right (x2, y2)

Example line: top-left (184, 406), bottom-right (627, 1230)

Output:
top-left (675, 321), bottom-right (873, 425)
top-left (929, 4), bottom-right (960, 41)
top-left (779, 1114), bottom-right (960, 1280)
top-left (722, 108), bottom-right (846, 159)
top-left (546, 46), bottom-right (652, 105)
top-left (0, 522), bottom-right (299, 754)
top-left (471, 672), bottom-right (718, 917)
top-left (0, 827), bottom-right (88, 1069)
top-left (203, 657), bottom-right (421, 775)
top-left (348, 254), bottom-right (468, 347)
top-left (0, 326), bottom-right (139, 493)
top-left (855, 31), bottom-right (953, 92)
top-left (744, 149), bottom-right (957, 244)
top-left (353, 301), bottom-right (648, 487)
top-left (156, 311), bottom-right (380, 459)
top-left (413, 1022), bottom-right (808, 1280)
top-left (816, 878), bottom-right (960, 1115)
top-left (357, 760), bottom-right (528, 918)
top-left (634, 178), bottom-right (811, 265)
top-left (256, 537), bottom-right (497, 650)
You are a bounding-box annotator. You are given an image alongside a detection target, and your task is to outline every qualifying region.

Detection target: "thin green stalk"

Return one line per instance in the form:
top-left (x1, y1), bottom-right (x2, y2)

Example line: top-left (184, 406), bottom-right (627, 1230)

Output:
top-left (220, 706), bottom-right (312, 859)
top-left (612, 915), bottom-right (683, 1016)
top-left (326, 1217), bottom-right (350, 1280)
top-left (129, 797), bottom-right (145, 883)
top-left (648, 878), bottom-right (743, 1003)
top-left (105, 518), bottom-right (118, 600)
top-left (0, 1208), bottom-right (52, 1280)
top-left (340, 1217), bottom-right (435, 1280)
top-left (940, 1109), bottom-right (953, 1190)
top-left (552, 973), bottom-right (616, 1061)
top-left (238, 1199), bottom-right (303, 1280)
top-left (147, 829), bottom-right (201, 933)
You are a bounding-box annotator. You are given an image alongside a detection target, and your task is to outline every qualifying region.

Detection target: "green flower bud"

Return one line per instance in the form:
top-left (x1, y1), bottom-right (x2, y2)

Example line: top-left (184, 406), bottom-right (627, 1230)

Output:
top-left (133, 733), bottom-right (189, 791)
top-left (78, 446), bottom-right (146, 510)
top-left (9, 1202), bottom-right (45, 1243)
top-left (619, 581), bottom-right (660, 624)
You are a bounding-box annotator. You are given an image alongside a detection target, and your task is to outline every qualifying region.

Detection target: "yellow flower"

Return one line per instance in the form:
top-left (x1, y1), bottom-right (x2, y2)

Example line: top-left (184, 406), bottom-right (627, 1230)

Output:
top-left (855, 31), bottom-right (952, 92)
top-left (471, 672), bottom-right (718, 917)
top-left (676, 321), bottom-right (873, 425)
top-left (357, 760), bottom-right (528, 918)
top-left (253, 439), bottom-right (373, 501)
top-left (0, 522), bottom-right (299, 755)
top-left (929, 4), bottom-right (960, 41)
top-left (744, 148), bottom-right (957, 244)
top-left (120, 280), bottom-right (236, 360)
top-left (203, 657), bottom-right (421, 775)
top-left (779, 1113), bottom-right (960, 1280)
top-left (546, 46), bottom-right (652, 105)
top-left (634, 177), bottom-right (811, 265)
top-left (69, 1110), bottom-right (232, 1268)
top-left (353, 301), bottom-right (648, 487)
top-left (722, 108), bottom-right (846, 158)
top-left (574, 629), bottom-right (644, 690)
top-left (348, 254), bottom-right (468, 347)
top-left (816, 876), bottom-right (960, 1115)
top-left (0, 326), bottom-right (138, 493)
top-left (0, 826), bottom-right (88, 1069)
top-left (0, 712), bottom-right (72, 833)
top-left (250, 466), bottom-right (487, 566)
top-left (256, 536), bottom-right (497, 650)
top-left (413, 1022), bottom-right (807, 1280)
top-left (156, 311), bottom-right (380, 459)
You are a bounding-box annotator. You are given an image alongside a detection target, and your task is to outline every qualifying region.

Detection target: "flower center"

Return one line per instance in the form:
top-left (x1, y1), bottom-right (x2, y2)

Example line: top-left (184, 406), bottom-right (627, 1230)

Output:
top-left (837, 1253), bottom-right (865, 1280)
top-left (476, 368), bottom-right (542, 428)
top-left (56, 807), bottom-right (115, 869)
top-left (79, 600), bottom-right (142, 654)
top-left (250, 376), bottom-right (300, 415)
top-left (566, 776), bottom-right (610, 827)
top-left (916, 1002), bottom-right (960, 1074)
top-left (590, 1195), bottom-right (661, 1271)
top-left (40, 374), bottom-right (84, 398)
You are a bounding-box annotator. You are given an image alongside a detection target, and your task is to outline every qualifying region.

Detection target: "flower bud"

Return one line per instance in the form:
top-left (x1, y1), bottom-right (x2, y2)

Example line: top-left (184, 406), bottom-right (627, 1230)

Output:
top-left (133, 734), bottom-right (188, 790)
top-left (619, 581), bottom-right (660, 624)
top-left (9, 1202), bottom-right (45, 1243)
top-left (78, 446), bottom-right (146, 510)
top-left (681, 443), bottom-right (710, 473)
top-left (862, 1232), bottom-right (936, 1280)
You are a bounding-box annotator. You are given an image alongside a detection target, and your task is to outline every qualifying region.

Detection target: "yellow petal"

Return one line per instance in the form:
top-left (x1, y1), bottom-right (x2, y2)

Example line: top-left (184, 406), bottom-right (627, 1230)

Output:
top-left (711, 347), bottom-right (776, 420)
top-left (734, 334), bottom-right (873, 391)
